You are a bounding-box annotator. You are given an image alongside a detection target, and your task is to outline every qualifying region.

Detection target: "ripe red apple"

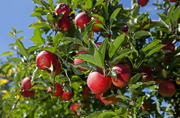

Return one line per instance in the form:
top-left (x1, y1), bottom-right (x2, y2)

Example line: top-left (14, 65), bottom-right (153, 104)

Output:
top-left (22, 77), bottom-right (33, 89)
top-left (91, 16), bottom-right (103, 32)
top-left (111, 64), bottom-right (131, 87)
top-left (162, 41), bottom-right (175, 57)
top-left (99, 94), bottom-right (121, 105)
top-left (159, 80), bottom-right (176, 97)
top-left (48, 83), bottom-right (63, 97)
top-left (70, 103), bottom-right (81, 114)
top-left (46, 59), bottom-right (62, 75)
top-left (138, 0), bottom-right (148, 7)
top-left (139, 66), bottom-right (154, 82)
top-left (36, 50), bottom-right (57, 71)
top-left (142, 103), bottom-right (151, 110)
top-left (55, 17), bottom-right (71, 32)
top-left (96, 42), bottom-right (102, 47)
top-left (75, 12), bottom-right (90, 30)
top-left (20, 87), bottom-right (35, 97)
top-left (61, 89), bottom-right (74, 101)
top-left (169, 0), bottom-right (178, 2)
top-left (55, 3), bottom-right (71, 17)
top-left (155, 79), bottom-right (163, 85)
top-left (74, 50), bottom-right (88, 71)
top-left (83, 86), bottom-right (90, 98)
top-left (121, 25), bottom-right (128, 34)
top-left (87, 68), bottom-right (112, 95)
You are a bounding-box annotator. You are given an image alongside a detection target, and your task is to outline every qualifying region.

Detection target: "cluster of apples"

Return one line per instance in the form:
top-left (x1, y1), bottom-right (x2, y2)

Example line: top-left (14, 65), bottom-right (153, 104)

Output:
top-left (52, 3), bottom-right (103, 33)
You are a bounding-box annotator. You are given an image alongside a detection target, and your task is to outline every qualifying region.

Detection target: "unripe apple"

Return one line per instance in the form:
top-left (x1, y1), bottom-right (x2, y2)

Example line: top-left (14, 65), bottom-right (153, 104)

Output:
top-left (83, 86), bottom-right (90, 98)
top-left (22, 77), bottom-right (33, 89)
top-left (55, 3), bottom-right (71, 17)
top-left (159, 80), bottom-right (176, 97)
top-left (70, 103), bottom-right (81, 114)
top-left (111, 64), bottom-right (131, 87)
top-left (162, 41), bottom-right (175, 57)
top-left (91, 16), bottom-right (103, 32)
top-left (121, 25), bottom-right (128, 34)
top-left (48, 83), bottom-right (63, 97)
top-left (99, 94), bottom-right (121, 105)
top-left (61, 89), bottom-right (74, 101)
top-left (55, 17), bottom-right (71, 32)
top-left (75, 12), bottom-right (90, 30)
top-left (169, 0), bottom-right (178, 2)
top-left (74, 50), bottom-right (88, 71)
top-left (142, 102), bottom-right (151, 110)
top-left (20, 87), bottom-right (35, 97)
top-left (87, 68), bottom-right (112, 95)
top-left (138, 0), bottom-right (148, 7)
top-left (139, 66), bottom-right (154, 82)
top-left (46, 59), bottom-right (62, 75)
top-left (36, 50), bottom-right (57, 71)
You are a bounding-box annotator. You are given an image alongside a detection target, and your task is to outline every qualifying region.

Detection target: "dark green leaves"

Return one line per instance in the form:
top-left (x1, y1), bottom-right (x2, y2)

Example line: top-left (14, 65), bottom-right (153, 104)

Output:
top-left (110, 8), bottom-right (121, 28)
top-left (134, 30), bottom-right (151, 38)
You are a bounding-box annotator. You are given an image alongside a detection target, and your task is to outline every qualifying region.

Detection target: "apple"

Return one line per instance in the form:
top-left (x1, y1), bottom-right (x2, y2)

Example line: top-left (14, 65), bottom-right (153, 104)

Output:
top-left (121, 25), bottom-right (128, 34)
top-left (74, 50), bottom-right (88, 71)
top-left (75, 12), bottom-right (90, 30)
top-left (155, 79), bottom-right (163, 85)
top-left (55, 17), bottom-right (71, 32)
top-left (48, 83), bottom-right (63, 97)
top-left (138, 0), bottom-right (148, 7)
top-left (83, 86), bottom-right (90, 98)
top-left (36, 50), bottom-right (57, 71)
top-left (142, 103), bottom-right (151, 110)
top-left (70, 103), bottom-right (81, 114)
top-left (111, 64), bottom-right (131, 87)
top-left (61, 89), bottom-right (74, 101)
top-left (159, 80), bottom-right (176, 97)
top-left (55, 3), bottom-right (71, 17)
top-left (91, 16), bottom-right (103, 32)
top-left (87, 68), bottom-right (112, 95)
top-left (169, 0), bottom-right (178, 2)
top-left (96, 42), bottom-right (102, 47)
top-left (162, 41), bottom-right (175, 57)
top-left (139, 21), bottom-right (149, 31)
top-left (139, 66), bottom-right (154, 82)
top-left (20, 87), bottom-right (35, 97)
top-left (99, 94), bottom-right (121, 105)
top-left (46, 59), bottom-right (62, 75)
top-left (22, 77), bottom-right (33, 89)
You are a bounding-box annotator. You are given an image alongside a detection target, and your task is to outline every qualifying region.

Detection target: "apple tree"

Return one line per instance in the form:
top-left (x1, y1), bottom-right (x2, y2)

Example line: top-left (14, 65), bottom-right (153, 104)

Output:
top-left (1, 0), bottom-right (180, 117)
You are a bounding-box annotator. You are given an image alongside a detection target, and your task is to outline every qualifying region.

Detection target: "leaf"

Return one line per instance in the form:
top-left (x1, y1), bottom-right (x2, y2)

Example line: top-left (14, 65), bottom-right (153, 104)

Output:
top-left (134, 30), bottom-right (151, 38)
top-left (53, 32), bottom-right (63, 47)
top-left (157, 13), bottom-right (170, 25)
top-left (136, 96), bottom-right (145, 107)
top-left (94, 48), bottom-right (104, 68)
top-left (33, 0), bottom-right (43, 5)
top-left (95, 0), bottom-right (104, 7)
top-left (85, 0), bottom-right (92, 10)
top-left (131, 3), bottom-right (140, 18)
top-left (141, 39), bottom-right (161, 52)
top-left (76, 62), bottom-right (97, 71)
top-left (109, 69), bottom-right (117, 81)
top-left (43, 46), bottom-right (56, 53)
top-left (30, 22), bottom-right (50, 29)
top-left (167, 4), bottom-right (175, 20)
top-left (31, 67), bottom-right (40, 84)
top-left (110, 8), bottom-right (121, 27)
top-left (172, 6), bottom-right (180, 23)
top-left (97, 111), bottom-right (119, 118)
top-left (145, 45), bottom-right (165, 58)
top-left (109, 35), bottom-right (125, 58)
top-left (86, 111), bottom-right (102, 118)
top-left (156, 101), bottom-right (161, 114)
top-left (75, 54), bottom-right (97, 66)
top-left (32, 84), bottom-right (45, 90)
top-left (16, 39), bottom-right (29, 60)
top-left (1, 51), bottom-right (14, 56)
top-left (30, 12), bottom-right (43, 17)
top-left (62, 37), bottom-right (83, 46)
top-left (17, 30), bottom-right (23, 34)
top-left (8, 57), bottom-right (22, 62)
top-left (128, 73), bottom-right (144, 85)
top-left (48, 0), bottom-right (54, 11)
top-left (8, 32), bottom-right (15, 38)
top-left (70, 65), bottom-right (83, 75)
top-left (99, 38), bottom-right (108, 61)
top-left (63, 84), bottom-right (72, 93)
top-left (29, 28), bottom-right (45, 46)
top-left (92, 14), bottom-right (105, 25)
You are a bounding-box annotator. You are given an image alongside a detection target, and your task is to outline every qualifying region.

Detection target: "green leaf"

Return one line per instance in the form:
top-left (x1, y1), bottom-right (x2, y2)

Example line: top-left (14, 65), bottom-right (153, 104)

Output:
top-left (85, 0), bottom-right (92, 10)
top-left (94, 48), bottom-right (104, 68)
top-left (76, 62), bottom-right (97, 71)
top-left (99, 38), bottom-right (108, 61)
top-left (53, 32), bottom-right (63, 47)
top-left (30, 22), bottom-right (50, 29)
top-left (29, 28), bottom-right (45, 46)
top-left (30, 12), bottom-right (43, 17)
top-left (109, 35), bottom-right (125, 58)
top-left (167, 4), bottom-right (175, 20)
top-left (16, 39), bottom-right (29, 60)
top-left (8, 57), bottom-right (22, 62)
top-left (62, 37), bottom-right (83, 46)
top-left (32, 84), bottom-right (45, 90)
top-left (8, 32), bottom-right (15, 38)
top-left (33, 0), bottom-right (43, 5)
top-left (63, 84), bottom-right (72, 93)
top-left (132, 3), bottom-right (140, 18)
top-left (86, 111), bottom-right (102, 118)
top-left (109, 69), bottom-right (117, 81)
top-left (97, 111), bottom-right (119, 118)
top-left (95, 0), bottom-right (104, 7)
top-left (48, 0), bottom-right (54, 11)
top-left (75, 54), bottom-right (97, 66)
top-left (18, 36), bottom-right (24, 40)
top-left (141, 39), bottom-right (161, 52)
top-left (11, 27), bottom-right (17, 33)
top-left (17, 30), bottom-right (23, 34)
top-left (145, 45), bottom-right (165, 58)
top-left (70, 65), bottom-right (83, 75)
top-left (128, 73), bottom-right (144, 85)
top-left (157, 13), bottom-right (170, 25)
top-left (134, 30), bottom-right (151, 38)
top-left (110, 8), bottom-right (121, 27)
top-left (31, 67), bottom-right (40, 84)
top-left (136, 96), bottom-right (145, 107)
top-left (172, 6), bottom-right (180, 29)
top-left (156, 101), bottom-right (161, 114)
top-left (92, 14), bottom-right (106, 25)
top-left (1, 51), bottom-right (14, 56)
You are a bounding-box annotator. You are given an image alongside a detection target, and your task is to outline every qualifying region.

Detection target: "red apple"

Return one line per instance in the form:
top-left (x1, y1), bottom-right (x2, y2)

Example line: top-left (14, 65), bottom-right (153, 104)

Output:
top-left (83, 86), bottom-right (90, 98)
top-left (162, 41), bottom-right (175, 57)
top-left (111, 64), bottom-right (131, 87)
top-left (55, 3), bottom-right (71, 17)
top-left (169, 0), bottom-right (178, 2)
top-left (75, 12), bottom-right (90, 30)
top-left (20, 87), bottom-right (35, 97)
top-left (46, 59), bottom-right (62, 75)
top-left (139, 66), bottom-right (154, 82)
top-left (138, 0), bottom-right (148, 7)
top-left (70, 103), bottom-right (81, 114)
top-left (61, 89), bottom-right (74, 101)
top-left (55, 17), bottom-right (71, 32)
top-left (87, 68), bottom-right (112, 95)
top-left (48, 83), bottom-right (63, 97)
top-left (159, 80), bottom-right (176, 97)
top-left (155, 79), bottom-right (163, 85)
top-left (99, 94), bottom-right (121, 105)
top-left (74, 50), bottom-right (88, 71)
top-left (142, 103), bottom-right (151, 110)
top-left (121, 25), bottom-right (128, 34)
top-left (96, 42), bottom-right (102, 47)
top-left (22, 77), bottom-right (33, 89)
top-left (36, 50), bottom-right (57, 71)
top-left (139, 21), bottom-right (149, 31)
top-left (91, 16), bottom-right (103, 32)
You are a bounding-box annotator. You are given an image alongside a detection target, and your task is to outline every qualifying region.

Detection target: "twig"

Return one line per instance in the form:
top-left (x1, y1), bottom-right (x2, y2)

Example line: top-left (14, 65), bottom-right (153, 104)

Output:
top-left (7, 94), bottom-right (22, 118)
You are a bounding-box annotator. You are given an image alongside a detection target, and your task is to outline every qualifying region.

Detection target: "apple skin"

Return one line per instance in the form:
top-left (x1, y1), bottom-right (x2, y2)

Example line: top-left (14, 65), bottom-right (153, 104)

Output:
top-left (87, 68), bottom-right (112, 95)
top-left (91, 16), bottom-right (103, 32)
top-left (61, 89), bottom-right (74, 101)
top-left (75, 12), bottom-right (90, 30)
top-left (139, 66), bottom-right (154, 82)
top-left (55, 3), bottom-right (71, 17)
top-left (99, 94), bottom-right (121, 105)
top-left (162, 41), bottom-right (175, 57)
top-left (20, 87), bottom-right (35, 97)
top-left (55, 17), bottom-right (71, 32)
top-left (159, 80), bottom-right (176, 97)
top-left (22, 77), bottom-right (33, 89)
top-left (46, 59), bottom-right (62, 75)
top-left (111, 64), bottom-right (131, 87)
top-left (74, 50), bottom-right (88, 71)
top-left (70, 103), bottom-right (81, 114)
top-left (48, 83), bottom-right (63, 97)
top-left (142, 103), bottom-right (151, 110)
top-left (169, 0), bottom-right (178, 2)
top-left (121, 25), bottom-right (128, 34)
top-left (83, 86), bottom-right (90, 98)
top-left (138, 0), bottom-right (148, 7)
top-left (36, 50), bottom-right (57, 71)
top-left (96, 42), bottom-right (102, 47)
